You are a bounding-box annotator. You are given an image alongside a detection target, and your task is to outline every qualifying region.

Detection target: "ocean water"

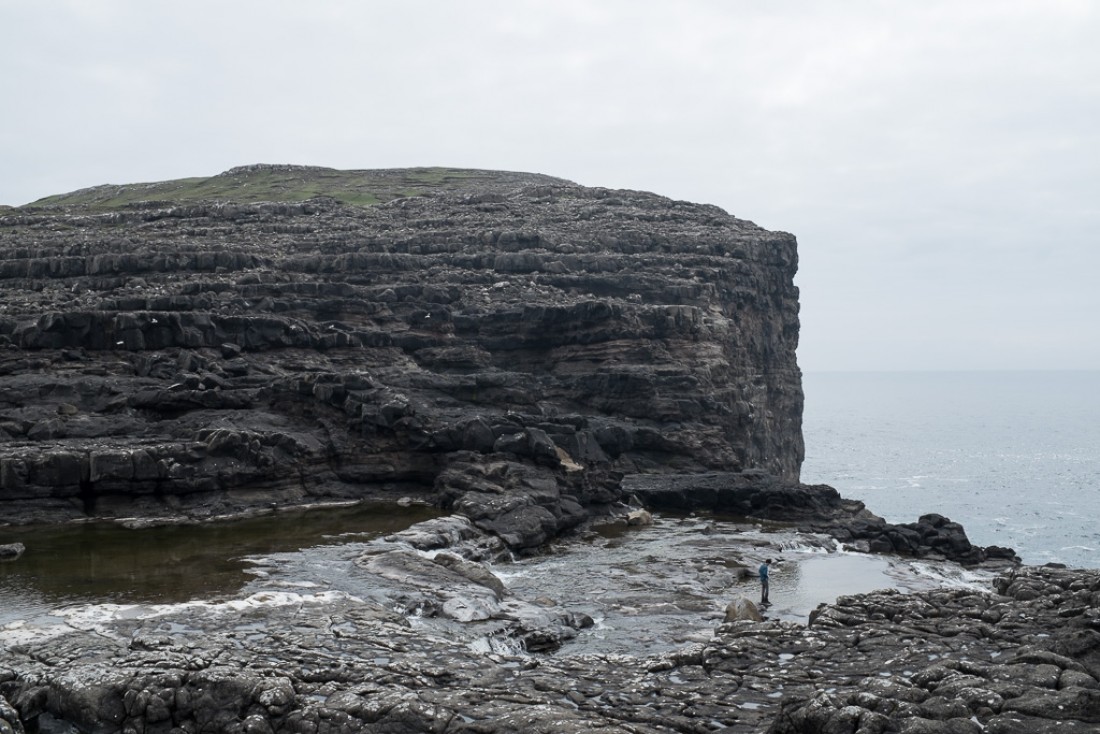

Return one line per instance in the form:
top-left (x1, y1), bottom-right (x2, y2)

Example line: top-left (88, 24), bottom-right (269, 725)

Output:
top-left (801, 371), bottom-right (1100, 569)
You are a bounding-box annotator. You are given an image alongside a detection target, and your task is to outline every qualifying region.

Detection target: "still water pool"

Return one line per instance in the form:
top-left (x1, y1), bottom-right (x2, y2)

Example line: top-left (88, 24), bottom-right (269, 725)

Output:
top-left (493, 515), bottom-right (993, 655)
top-left (0, 502), bottom-right (440, 626)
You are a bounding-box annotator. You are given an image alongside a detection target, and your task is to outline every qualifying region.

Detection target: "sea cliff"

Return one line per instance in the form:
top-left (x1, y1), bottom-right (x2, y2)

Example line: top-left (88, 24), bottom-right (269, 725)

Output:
top-left (0, 165), bottom-right (801, 549)
top-left (5, 167), bottom-right (1087, 734)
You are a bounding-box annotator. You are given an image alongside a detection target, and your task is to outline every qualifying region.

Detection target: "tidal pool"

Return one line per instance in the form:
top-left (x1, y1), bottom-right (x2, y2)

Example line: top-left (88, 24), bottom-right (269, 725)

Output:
top-left (1, 509), bottom-right (991, 659)
top-left (0, 502), bottom-right (440, 626)
top-left (493, 514), bottom-right (993, 656)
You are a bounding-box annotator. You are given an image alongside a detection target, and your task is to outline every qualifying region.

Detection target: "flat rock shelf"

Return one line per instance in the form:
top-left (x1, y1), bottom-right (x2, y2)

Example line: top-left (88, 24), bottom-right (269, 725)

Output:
top-left (1, 511), bottom-right (1095, 733)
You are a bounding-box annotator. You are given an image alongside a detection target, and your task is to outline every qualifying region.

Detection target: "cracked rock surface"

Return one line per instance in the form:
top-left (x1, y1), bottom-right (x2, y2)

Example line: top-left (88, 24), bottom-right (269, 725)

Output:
top-left (1, 557), bottom-right (1095, 733)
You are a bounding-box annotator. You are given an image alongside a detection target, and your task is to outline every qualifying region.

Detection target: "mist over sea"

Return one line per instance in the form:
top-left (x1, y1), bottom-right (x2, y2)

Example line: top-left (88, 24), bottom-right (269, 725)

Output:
top-left (801, 370), bottom-right (1100, 569)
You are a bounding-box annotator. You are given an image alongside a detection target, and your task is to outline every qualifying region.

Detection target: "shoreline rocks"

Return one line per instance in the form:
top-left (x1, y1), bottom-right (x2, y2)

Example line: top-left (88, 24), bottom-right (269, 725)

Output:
top-left (626, 471), bottom-right (1020, 566)
top-left (0, 541), bottom-right (1092, 733)
top-left (765, 565), bottom-right (1100, 733)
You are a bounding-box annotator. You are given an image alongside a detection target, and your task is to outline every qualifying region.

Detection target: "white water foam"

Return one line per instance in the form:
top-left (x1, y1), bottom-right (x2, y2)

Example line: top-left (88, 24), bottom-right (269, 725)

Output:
top-left (1, 590), bottom-right (362, 647)
top-left (891, 560), bottom-right (994, 593)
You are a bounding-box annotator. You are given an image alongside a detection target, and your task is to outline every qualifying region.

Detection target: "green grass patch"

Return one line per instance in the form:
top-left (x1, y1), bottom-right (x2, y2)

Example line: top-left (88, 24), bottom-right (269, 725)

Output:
top-left (25, 165), bottom-right (570, 212)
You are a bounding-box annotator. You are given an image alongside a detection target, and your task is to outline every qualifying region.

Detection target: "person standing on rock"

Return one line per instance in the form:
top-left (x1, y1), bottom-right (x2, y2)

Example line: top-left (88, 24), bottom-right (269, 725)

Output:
top-left (759, 559), bottom-right (771, 605)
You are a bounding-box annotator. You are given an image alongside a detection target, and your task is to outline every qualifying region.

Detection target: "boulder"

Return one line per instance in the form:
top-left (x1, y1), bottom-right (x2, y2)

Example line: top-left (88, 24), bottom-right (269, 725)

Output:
top-left (0, 694), bottom-right (24, 734)
top-left (723, 597), bottom-right (764, 622)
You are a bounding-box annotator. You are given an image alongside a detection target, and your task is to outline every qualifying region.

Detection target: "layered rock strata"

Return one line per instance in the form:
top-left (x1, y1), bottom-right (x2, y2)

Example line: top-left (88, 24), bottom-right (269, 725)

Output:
top-left (0, 166), bottom-right (802, 550)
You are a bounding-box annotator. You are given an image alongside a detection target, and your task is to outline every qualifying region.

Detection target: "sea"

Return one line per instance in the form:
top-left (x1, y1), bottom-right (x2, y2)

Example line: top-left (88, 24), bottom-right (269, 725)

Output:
top-left (801, 370), bottom-right (1100, 569)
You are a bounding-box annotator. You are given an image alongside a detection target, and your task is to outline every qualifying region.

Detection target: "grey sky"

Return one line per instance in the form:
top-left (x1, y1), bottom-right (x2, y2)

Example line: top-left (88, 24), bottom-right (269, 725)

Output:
top-left (2, 1), bottom-right (1097, 371)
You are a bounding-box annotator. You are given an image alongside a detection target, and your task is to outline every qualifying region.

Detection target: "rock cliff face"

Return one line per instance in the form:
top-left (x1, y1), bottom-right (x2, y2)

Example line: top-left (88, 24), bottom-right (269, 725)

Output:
top-left (0, 165), bottom-right (802, 546)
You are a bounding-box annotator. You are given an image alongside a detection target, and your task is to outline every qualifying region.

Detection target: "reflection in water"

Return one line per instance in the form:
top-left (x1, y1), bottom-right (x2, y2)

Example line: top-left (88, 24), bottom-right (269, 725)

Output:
top-left (764, 553), bottom-right (897, 620)
top-left (0, 502), bottom-right (439, 625)
top-left (495, 515), bottom-right (989, 656)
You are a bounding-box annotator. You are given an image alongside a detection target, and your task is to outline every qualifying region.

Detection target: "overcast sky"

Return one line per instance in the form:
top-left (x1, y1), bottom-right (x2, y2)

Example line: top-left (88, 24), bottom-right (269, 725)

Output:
top-left (2, 1), bottom-right (1097, 371)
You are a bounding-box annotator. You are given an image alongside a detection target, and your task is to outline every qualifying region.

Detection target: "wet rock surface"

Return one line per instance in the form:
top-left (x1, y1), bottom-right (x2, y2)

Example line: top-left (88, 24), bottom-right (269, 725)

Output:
top-left (0, 166), bottom-right (801, 554)
top-left (767, 565), bottom-right (1100, 733)
top-left (0, 527), bottom-right (1092, 734)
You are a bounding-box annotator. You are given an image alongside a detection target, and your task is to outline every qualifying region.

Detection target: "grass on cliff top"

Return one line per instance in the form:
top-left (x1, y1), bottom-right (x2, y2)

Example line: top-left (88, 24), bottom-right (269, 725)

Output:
top-left (24, 165), bottom-right (573, 211)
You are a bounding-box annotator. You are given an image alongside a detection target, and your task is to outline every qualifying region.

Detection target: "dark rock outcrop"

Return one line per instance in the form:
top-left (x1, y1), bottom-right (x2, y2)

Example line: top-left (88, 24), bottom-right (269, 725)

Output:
top-left (626, 471), bottom-right (1019, 565)
top-left (818, 510), bottom-right (1020, 565)
top-left (0, 166), bottom-right (803, 551)
top-left (625, 470), bottom-right (864, 521)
